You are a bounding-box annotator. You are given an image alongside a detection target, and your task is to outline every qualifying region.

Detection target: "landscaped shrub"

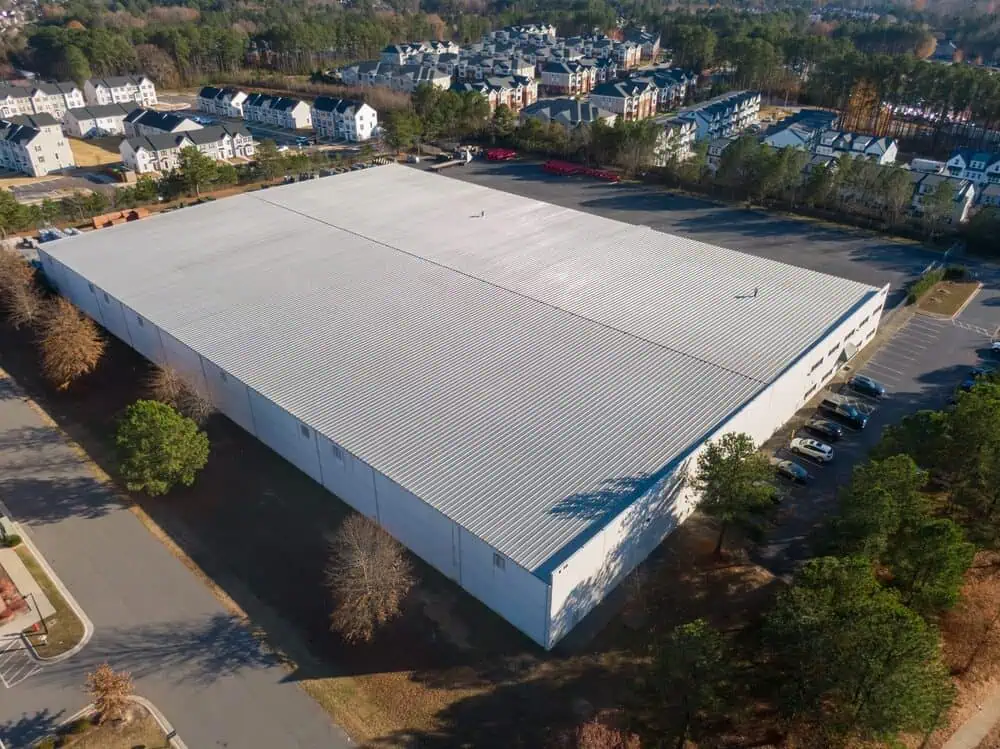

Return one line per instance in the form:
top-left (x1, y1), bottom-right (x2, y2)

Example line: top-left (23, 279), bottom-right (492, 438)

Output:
top-left (944, 265), bottom-right (970, 281)
top-left (907, 267), bottom-right (946, 304)
top-left (34, 737), bottom-right (56, 749)
top-left (2, 534), bottom-right (21, 548)
top-left (64, 717), bottom-right (93, 735)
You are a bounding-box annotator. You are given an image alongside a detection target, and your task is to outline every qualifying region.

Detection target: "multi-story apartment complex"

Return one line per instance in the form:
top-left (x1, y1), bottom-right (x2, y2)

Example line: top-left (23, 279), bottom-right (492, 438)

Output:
top-left (84, 75), bottom-right (157, 107)
top-left (589, 79), bottom-right (657, 122)
top-left (0, 81), bottom-right (85, 119)
top-left (814, 130), bottom-right (898, 164)
top-left (633, 68), bottom-right (696, 111)
top-left (451, 76), bottom-right (538, 113)
top-left (124, 108), bottom-right (202, 138)
top-left (380, 41), bottom-right (461, 66)
top-left (677, 91), bottom-right (761, 141)
top-left (946, 149), bottom-right (1000, 185)
top-left (197, 86), bottom-right (249, 118)
top-left (120, 123), bottom-right (254, 175)
top-left (0, 113), bottom-right (75, 176)
top-left (520, 98), bottom-right (616, 129)
top-left (243, 94), bottom-right (313, 130)
top-left (624, 27), bottom-right (661, 61)
top-left (653, 117), bottom-right (697, 166)
top-left (340, 62), bottom-right (452, 93)
top-left (63, 103), bottom-right (133, 138)
top-left (310, 97), bottom-right (378, 141)
top-left (540, 60), bottom-right (596, 95)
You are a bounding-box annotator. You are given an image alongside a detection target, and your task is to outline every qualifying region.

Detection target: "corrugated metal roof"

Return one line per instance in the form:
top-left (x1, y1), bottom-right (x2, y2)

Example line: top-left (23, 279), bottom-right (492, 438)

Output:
top-left (44, 164), bottom-right (877, 575)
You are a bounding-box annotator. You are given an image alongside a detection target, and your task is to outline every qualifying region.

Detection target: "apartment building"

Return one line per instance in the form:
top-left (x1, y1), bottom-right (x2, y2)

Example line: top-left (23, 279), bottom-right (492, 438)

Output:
top-left (635, 68), bottom-right (696, 111)
top-left (452, 76), bottom-right (538, 113)
top-left (186, 123), bottom-right (255, 160)
top-left (380, 41), bottom-right (460, 65)
top-left (84, 75), bottom-right (157, 107)
top-left (678, 91), bottom-right (761, 141)
top-left (243, 94), bottom-right (313, 130)
top-left (911, 173), bottom-right (977, 224)
top-left (119, 132), bottom-right (192, 174)
top-left (589, 79), bottom-right (657, 122)
top-left (814, 130), bottom-right (898, 164)
top-left (197, 86), bottom-right (249, 118)
top-left (0, 113), bottom-right (75, 176)
top-left (540, 60), bottom-right (596, 95)
top-left (624, 27), bottom-right (661, 60)
top-left (124, 108), bottom-right (202, 137)
top-left (0, 81), bottom-right (85, 119)
top-left (653, 117), bottom-right (697, 166)
top-left (946, 149), bottom-right (1000, 185)
top-left (520, 98), bottom-right (616, 129)
top-left (63, 103), bottom-right (133, 138)
top-left (340, 62), bottom-right (452, 93)
top-left (310, 97), bottom-right (378, 141)
top-left (579, 57), bottom-right (618, 84)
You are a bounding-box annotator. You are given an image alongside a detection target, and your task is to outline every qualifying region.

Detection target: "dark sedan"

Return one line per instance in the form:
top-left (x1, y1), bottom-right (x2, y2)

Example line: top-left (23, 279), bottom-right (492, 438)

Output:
top-left (803, 418), bottom-right (844, 442)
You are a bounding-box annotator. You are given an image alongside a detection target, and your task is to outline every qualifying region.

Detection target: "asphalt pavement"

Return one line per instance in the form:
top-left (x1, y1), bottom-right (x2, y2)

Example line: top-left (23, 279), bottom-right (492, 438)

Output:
top-left (0, 373), bottom-right (351, 748)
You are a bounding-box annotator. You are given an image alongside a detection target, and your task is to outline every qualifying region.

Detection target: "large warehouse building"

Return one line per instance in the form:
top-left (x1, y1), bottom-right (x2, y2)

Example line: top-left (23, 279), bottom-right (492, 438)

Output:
top-left (38, 164), bottom-right (888, 648)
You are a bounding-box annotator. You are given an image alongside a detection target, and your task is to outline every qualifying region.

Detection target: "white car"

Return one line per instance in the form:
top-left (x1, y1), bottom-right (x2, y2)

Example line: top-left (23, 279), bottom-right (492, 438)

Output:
top-left (790, 437), bottom-right (834, 463)
top-left (992, 341), bottom-right (1000, 352)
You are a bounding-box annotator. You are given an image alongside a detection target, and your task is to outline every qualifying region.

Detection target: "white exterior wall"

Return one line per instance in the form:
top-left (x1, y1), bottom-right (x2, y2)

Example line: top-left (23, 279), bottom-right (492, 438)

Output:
top-left (546, 283), bottom-right (889, 648)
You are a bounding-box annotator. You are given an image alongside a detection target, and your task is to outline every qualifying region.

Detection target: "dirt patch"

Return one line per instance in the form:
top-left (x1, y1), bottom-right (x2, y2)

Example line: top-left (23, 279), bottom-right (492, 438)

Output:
top-left (917, 281), bottom-right (982, 318)
top-left (68, 137), bottom-right (122, 168)
top-left (15, 544), bottom-right (86, 657)
top-left (0, 320), bottom-right (778, 747)
top-left (0, 174), bottom-right (59, 189)
top-left (55, 705), bottom-right (168, 748)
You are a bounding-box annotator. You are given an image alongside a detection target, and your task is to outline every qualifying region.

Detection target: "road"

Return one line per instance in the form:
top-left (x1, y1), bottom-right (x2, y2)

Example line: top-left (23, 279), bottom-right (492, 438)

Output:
top-left (0, 373), bottom-right (351, 748)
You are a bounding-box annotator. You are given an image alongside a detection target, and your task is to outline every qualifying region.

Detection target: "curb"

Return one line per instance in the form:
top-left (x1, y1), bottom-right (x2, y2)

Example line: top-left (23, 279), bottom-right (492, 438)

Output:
top-left (51, 696), bottom-right (188, 749)
top-left (916, 281), bottom-right (984, 321)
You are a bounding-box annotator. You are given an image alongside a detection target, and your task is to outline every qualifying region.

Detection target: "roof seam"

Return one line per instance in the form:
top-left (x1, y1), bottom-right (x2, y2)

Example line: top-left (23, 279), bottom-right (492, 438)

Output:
top-left (249, 192), bottom-right (768, 386)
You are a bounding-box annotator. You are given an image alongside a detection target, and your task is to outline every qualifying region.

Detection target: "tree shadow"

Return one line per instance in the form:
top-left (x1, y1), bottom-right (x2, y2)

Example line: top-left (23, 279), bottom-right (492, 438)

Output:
top-left (0, 708), bottom-right (67, 747)
top-left (0, 475), bottom-right (120, 525)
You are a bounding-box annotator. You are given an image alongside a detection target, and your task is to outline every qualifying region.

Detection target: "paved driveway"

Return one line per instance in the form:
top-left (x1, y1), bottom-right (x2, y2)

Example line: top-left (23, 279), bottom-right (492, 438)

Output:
top-left (0, 374), bottom-right (351, 748)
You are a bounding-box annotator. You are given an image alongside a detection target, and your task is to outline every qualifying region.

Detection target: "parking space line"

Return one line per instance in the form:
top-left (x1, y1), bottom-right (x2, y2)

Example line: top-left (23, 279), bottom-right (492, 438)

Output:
top-left (864, 362), bottom-right (905, 377)
top-left (873, 350), bottom-right (920, 362)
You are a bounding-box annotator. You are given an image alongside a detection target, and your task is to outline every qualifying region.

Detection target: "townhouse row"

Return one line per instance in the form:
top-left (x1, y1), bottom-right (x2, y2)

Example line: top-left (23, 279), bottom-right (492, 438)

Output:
top-left (119, 123), bottom-right (255, 175)
top-left (0, 75), bottom-right (157, 120)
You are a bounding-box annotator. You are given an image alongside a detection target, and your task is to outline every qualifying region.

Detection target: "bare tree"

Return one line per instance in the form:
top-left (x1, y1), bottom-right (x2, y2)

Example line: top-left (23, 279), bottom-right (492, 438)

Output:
top-left (146, 365), bottom-right (215, 424)
top-left (85, 663), bottom-right (133, 724)
top-left (37, 297), bottom-right (106, 390)
top-left (326, 513), bottom-right (415, 643)
top-left (574, 719), bottom-right (641, 749)
top-left (0, 249), bottom-right (43, 329)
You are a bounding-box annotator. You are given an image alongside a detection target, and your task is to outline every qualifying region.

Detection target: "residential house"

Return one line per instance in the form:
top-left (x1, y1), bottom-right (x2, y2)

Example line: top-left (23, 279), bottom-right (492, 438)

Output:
top-left (0, 113), bottom-right (75, 176)
top-left (653, 116), bottom-right (697, 166)
top-left (579, 57), bottom-right (618, 84)
top-left (540, 60), bottom-right (596, 95)
top-left (380, 41), bottom-right (459, 65)
top-left (706, 136), bottom-right (735, 173)
top-left (197, 86), bottom-right (249, 118)
top-left (911, 173), bottom-right (977, 224)
top-left (635, 68), bottom-right (695, 111)
top-left (625, 27), bottom-right (661, 60)
top-left (815, 130), bottom-right (898, 164)
top-left (0, 81), bottom-right (85, 119)
top-left (310, 97), bottom-right (378, 141)
top-left (243, 94), bottom-right (313, 130)
top-left (63, 103), bottom-right (133, 138)
top-left (341, 62), bottom-right (451, 93)
top-left (678, 91), bottom-right (761, 141)
top-left (760, 109), bottom-right (839, 150)
top-left (910, 158), bottom-right (946, 174)
top-left (589, 79), bottom-right (657, 122)
top-left (612, 41), bottom-right (642, 70)
top-left (84, 75), bottom-right (157, 107)
top-left (977, 183), bottom-right (1000, 209)
top-left (119, 132), bottom-right (194, 174)
top-left (185, 123), bottom-right (255, 160)
top-left (945, 149), bottom-right (1000, 185)
top-left (124, 108), bottom-right (202, 137)
top-left (520, 98), bottom-right (616, 129)
top-left (453, 76), bottom-right (538, 113)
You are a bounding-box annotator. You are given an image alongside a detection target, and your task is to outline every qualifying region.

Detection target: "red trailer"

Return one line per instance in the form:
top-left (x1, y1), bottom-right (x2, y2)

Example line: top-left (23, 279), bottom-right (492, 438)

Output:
top-left (542, 160), bottom-right (582, 175)
top-left (486, 148), bottom-right (518, 161)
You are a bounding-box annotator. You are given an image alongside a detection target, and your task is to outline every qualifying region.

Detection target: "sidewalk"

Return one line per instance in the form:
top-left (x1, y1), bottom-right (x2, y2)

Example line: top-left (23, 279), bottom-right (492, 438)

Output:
top-left (942, 691), bottom-right (1000, 749)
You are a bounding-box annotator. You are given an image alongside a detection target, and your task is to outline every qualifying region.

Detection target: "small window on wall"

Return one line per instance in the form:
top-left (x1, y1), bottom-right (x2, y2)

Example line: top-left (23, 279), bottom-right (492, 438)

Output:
top-left (300, 424), bottom-right (310, 439)
top-left (493, 553), bottom-right (506, 571)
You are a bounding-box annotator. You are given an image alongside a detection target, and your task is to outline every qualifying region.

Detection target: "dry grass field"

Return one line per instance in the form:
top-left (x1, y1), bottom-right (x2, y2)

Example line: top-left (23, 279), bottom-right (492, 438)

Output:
top-left (68, 137), bottom-right (121, 168)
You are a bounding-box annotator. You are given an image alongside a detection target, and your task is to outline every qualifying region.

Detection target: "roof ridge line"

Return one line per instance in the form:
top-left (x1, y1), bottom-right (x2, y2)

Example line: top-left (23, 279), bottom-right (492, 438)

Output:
top-left (249, 189), bottom-right (768, 386)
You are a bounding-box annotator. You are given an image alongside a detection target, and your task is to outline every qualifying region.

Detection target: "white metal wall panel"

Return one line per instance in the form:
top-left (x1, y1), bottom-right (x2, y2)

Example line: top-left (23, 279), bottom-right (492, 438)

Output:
top-left (157, 330), bottom-right (211, 401)
top-left (316, 436), bottom-right (379, 520)
top-left (199, 357), bottom-right (255, 434)
top-left (373, 472), bottom-right (460, 581)
top-left (93, 287), bottom-right (132, 346)
top-left (121, 307), bottom-right (166, 365)
top-left (247, 389), bottom-right (323, 483)
top-left (459, 528), bottom-right (548, 645)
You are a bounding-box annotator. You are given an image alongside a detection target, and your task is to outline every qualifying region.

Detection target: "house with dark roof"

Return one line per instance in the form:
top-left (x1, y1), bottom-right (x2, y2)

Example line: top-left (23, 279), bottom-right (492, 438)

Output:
top-left (197, 86), bottom-right (249, 118)
top-left (632, 68), bottom-right (696, 111)
top-left (451, 76), bottom-right (538, 113)
top-left (520, 97), bottom-right (616, 129)
top-left (624, 27), bottom-right (661, 60)
top-left (815, 130), bottom-right (897, 164)
top-left (0, 81), bottom-right (84, 119)
top-left (124, 108), bottom-right (202, 138)
top-left (677, 90), bottom-right (761, 141)
top-left (84, 75), bottom-right (157, 108)
top-left (119, 132), bottom-right (194, 174)
top-left (540, 60), bottom-right (596, 95)
top-left (910, 173), bottom-right (976, 223)
top-left (63, 103), bottom-right (133, 137)
top-left (310, 97), bottom-right (378, 141)
top-left (946, 148), bottom-right (1000, 185)
top-left (243, 94), bottom-right (313, 130)
top-left (0, 114), bottom-right (75, 176)
top-left (589, 78), bottom-right (657, 121)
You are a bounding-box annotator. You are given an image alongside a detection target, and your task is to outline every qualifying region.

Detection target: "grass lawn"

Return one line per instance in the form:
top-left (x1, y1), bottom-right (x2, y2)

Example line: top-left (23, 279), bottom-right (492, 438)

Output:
top-left (47, 707), bottom-right (168, 749)
top-left (917, 280), bottom-right (982, 317)
top-left (14, 545), bottom-right (86, 658)
top-left (67, 137), bottom-right (122, 168)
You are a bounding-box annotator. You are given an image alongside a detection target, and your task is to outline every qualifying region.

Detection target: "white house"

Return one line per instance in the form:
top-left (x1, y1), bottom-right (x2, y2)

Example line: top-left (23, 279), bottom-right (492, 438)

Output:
top-left (678, 91), bottom-right (761, 141)
top-left (85, 75), bottom-right (158, 107)
top-left (185, 123), bottom-right (255, 161)
top-left (119, 132), bottom-right (193, 174)
top-left (0, 113), bottom-right (75, 176)
top-left (946, 149), bottom-right (1000, 185)
top-left (124, 108), bottom-right (202, 138)
top-left (815, 130), bottom-right (897, 164)
top-left (911, 173), bottom-right (977, 224)
top-left (0, 81), bottom-right (85, 119)
top-left (63, 103), bottom-right (133, 138)
top-left (653, 117), bottom-right (697, 166)
top-left (310, 97), bottom-right (378, 141)
top-left (197, 86), bottom-right (249, 118)
top-left (243, 94), bottom-right (313, 130)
